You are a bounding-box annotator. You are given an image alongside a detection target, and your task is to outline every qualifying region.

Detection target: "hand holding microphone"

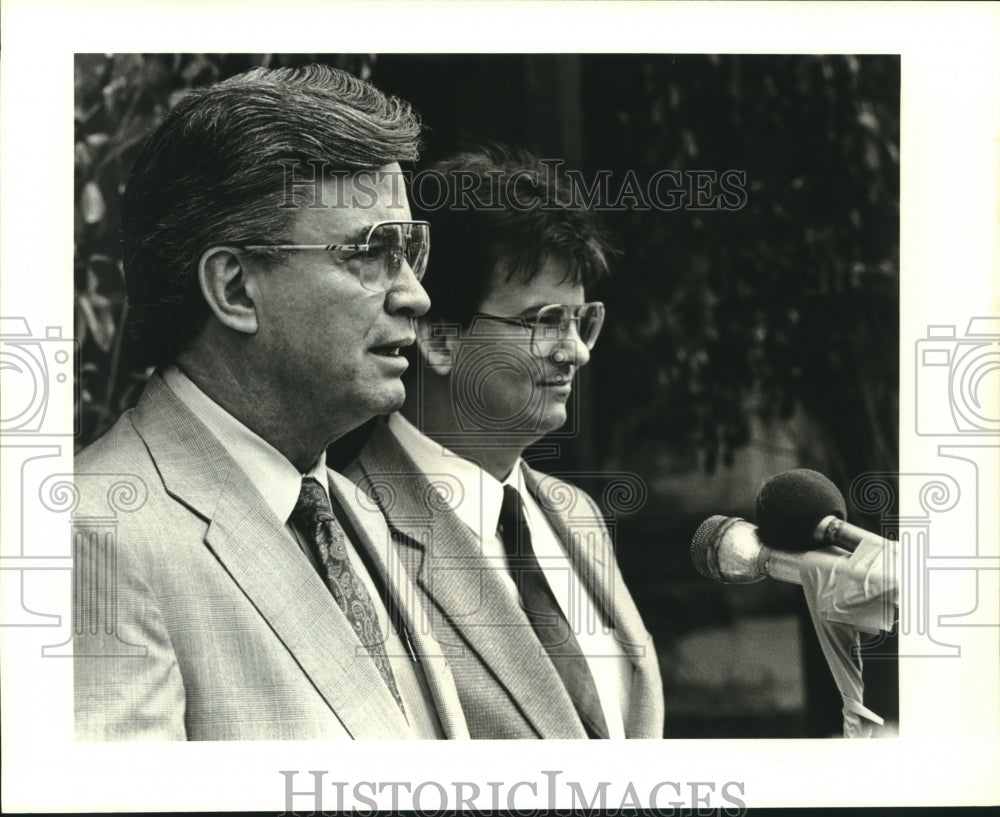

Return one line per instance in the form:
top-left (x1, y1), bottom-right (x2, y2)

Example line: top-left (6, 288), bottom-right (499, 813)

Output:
top-left (690, 515), bottom-right (857, 586)
top-left (690, 469), bottom-right (898, 631)
top-left (691, 467), bottom-right (852, 585)
top-left (690, 469), bottom-right (897, 737)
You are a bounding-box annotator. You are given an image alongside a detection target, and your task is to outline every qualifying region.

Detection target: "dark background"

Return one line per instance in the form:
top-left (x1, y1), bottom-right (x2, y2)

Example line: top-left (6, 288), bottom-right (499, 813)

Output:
top-left (74, 53), bottom-right (900, 737)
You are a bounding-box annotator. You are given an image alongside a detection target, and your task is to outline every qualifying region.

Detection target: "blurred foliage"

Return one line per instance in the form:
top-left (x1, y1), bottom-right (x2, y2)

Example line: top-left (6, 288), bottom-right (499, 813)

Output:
top-left (73, 53), bottom-right (373, 449)
top-left (583, 55), bottom-right (900, 488)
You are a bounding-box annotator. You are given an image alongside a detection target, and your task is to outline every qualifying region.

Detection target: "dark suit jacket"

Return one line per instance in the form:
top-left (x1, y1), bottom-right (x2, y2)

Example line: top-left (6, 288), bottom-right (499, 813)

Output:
top-left (344, 417), bottom-right (665, 739)
top-left (73, 375), bottom-right (468, 740)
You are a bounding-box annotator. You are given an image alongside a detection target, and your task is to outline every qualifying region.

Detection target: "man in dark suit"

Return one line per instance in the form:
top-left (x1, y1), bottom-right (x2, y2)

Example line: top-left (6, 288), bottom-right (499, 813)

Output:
top-left (345, 146), bottom-right (665, 738)
top-left (73, 65), bottom-right (469, 740)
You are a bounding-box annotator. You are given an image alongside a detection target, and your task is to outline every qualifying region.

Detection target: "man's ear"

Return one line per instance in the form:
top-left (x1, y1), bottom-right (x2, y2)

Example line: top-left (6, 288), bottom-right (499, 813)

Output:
top-left (198, 247), bottom-right (259, 335)
top-left (415, 318), bottom-right (459, 376)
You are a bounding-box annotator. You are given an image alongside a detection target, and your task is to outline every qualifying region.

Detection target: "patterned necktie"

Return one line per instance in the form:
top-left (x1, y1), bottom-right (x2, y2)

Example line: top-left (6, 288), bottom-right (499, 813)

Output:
top-left (290, 477), bottom-right (406, 717)
top-left (498, 485), bottom-right (609, 739)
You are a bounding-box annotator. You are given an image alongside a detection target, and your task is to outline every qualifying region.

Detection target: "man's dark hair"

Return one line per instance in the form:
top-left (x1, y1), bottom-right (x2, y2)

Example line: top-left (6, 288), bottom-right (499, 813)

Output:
top-left (411, 144), bottom-right (611, 329)
top-left (122, 64), bottom-right (421, 366)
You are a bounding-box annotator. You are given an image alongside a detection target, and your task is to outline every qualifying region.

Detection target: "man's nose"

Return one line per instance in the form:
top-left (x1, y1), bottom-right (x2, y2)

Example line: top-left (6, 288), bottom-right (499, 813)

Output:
top-left (385, 259), bottom-right (430, 317)
top-left (550, 323), bottom-right (590, 367)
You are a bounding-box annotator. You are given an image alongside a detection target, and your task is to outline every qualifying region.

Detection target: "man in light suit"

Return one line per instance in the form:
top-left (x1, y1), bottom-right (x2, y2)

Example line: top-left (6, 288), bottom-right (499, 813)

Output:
top-left (344, 146), bottom-right (665, 738)
top-left (73, 65), bottom-right (468, 740)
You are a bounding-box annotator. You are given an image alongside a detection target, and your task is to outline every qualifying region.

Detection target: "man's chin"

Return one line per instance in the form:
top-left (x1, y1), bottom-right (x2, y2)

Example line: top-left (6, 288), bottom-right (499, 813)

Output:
top-left (535, 405), bottom-right (570, 436)
top-left (378, 383), bottom-right (407, 416)
top-left (352, 379), bottom-right (406, 424)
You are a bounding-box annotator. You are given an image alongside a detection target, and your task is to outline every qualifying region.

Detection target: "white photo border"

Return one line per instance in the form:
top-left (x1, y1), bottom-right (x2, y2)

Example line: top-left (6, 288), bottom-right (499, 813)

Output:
top-left (1, 0), bottom-right (998, 811)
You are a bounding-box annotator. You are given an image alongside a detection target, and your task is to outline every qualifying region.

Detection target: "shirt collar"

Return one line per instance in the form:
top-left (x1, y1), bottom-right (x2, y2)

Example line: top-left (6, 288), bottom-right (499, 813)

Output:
top-left (162, 365), bottom-right (327, 523)
top-left (388, 412), bottom-right (526, 537)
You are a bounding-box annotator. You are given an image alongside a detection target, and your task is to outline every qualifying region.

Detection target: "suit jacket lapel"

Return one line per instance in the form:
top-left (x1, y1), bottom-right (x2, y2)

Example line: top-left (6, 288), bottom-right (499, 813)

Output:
top-left (326, 470), bottom-right (469, 740)
top-left (521, 463), bottom-right (647, 656)
top-left (355, 420), bottom-right (586, 738)
top-left (131, 375), bottom-right (410, 738)
top-left (522, 463), bottom-right (665, 739)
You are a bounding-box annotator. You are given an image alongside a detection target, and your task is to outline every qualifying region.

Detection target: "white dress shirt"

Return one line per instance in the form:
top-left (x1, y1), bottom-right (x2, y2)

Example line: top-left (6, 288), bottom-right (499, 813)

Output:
top-left (162, 366), bottom-right (443, 737)
top-left (388, 412), bottom-right (631, 738)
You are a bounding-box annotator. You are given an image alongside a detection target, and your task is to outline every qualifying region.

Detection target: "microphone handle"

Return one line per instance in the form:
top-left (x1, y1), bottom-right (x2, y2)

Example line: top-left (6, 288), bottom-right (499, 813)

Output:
top-left (762, 544), bottom-right (849, 585)
top-left (814, 515), bottom-right (892, 553)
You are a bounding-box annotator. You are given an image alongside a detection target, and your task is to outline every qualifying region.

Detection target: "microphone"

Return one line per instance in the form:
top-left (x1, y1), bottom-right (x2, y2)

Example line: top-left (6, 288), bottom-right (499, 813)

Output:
top-left (690, 514), bottom-right (853, 587)
top-left (755, 468), bottom-right (846, 551)
top-left (755, 468), bottom-right (893, 554)
top-left (690, 469), bottom-right (898, 630)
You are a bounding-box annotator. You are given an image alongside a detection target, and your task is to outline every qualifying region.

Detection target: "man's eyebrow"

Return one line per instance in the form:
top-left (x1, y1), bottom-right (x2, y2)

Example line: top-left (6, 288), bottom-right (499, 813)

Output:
top-left (512, 301), bottom-right (558, 318)
top-left (340, 224), bottom-right (373, 245)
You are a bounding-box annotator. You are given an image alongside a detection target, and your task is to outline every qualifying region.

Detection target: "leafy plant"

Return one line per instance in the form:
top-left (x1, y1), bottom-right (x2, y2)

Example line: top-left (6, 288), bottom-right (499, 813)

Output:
top-left (584, 55), bottom-right (899, 489)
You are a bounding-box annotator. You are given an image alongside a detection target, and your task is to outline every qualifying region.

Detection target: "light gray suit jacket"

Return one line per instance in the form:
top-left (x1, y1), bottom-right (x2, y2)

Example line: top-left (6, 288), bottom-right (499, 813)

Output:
top-left (73, 375), bottom-right (469, 740)
top-left (344, 418), bottom-right (665, 739)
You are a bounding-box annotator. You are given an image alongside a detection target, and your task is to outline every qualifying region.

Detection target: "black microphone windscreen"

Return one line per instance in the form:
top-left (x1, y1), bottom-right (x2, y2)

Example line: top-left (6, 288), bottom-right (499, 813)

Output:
top-left (690, 515), bottom-right (727, 579)
top-left (754, 468), bottom-right (846, 552)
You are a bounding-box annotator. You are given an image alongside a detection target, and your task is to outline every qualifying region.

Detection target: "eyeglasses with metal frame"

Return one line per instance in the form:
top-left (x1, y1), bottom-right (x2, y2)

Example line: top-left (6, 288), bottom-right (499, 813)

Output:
top-left (468, 302), bottom-right (606, 358)
top-left (241, 220), bottom-right (430, 292)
